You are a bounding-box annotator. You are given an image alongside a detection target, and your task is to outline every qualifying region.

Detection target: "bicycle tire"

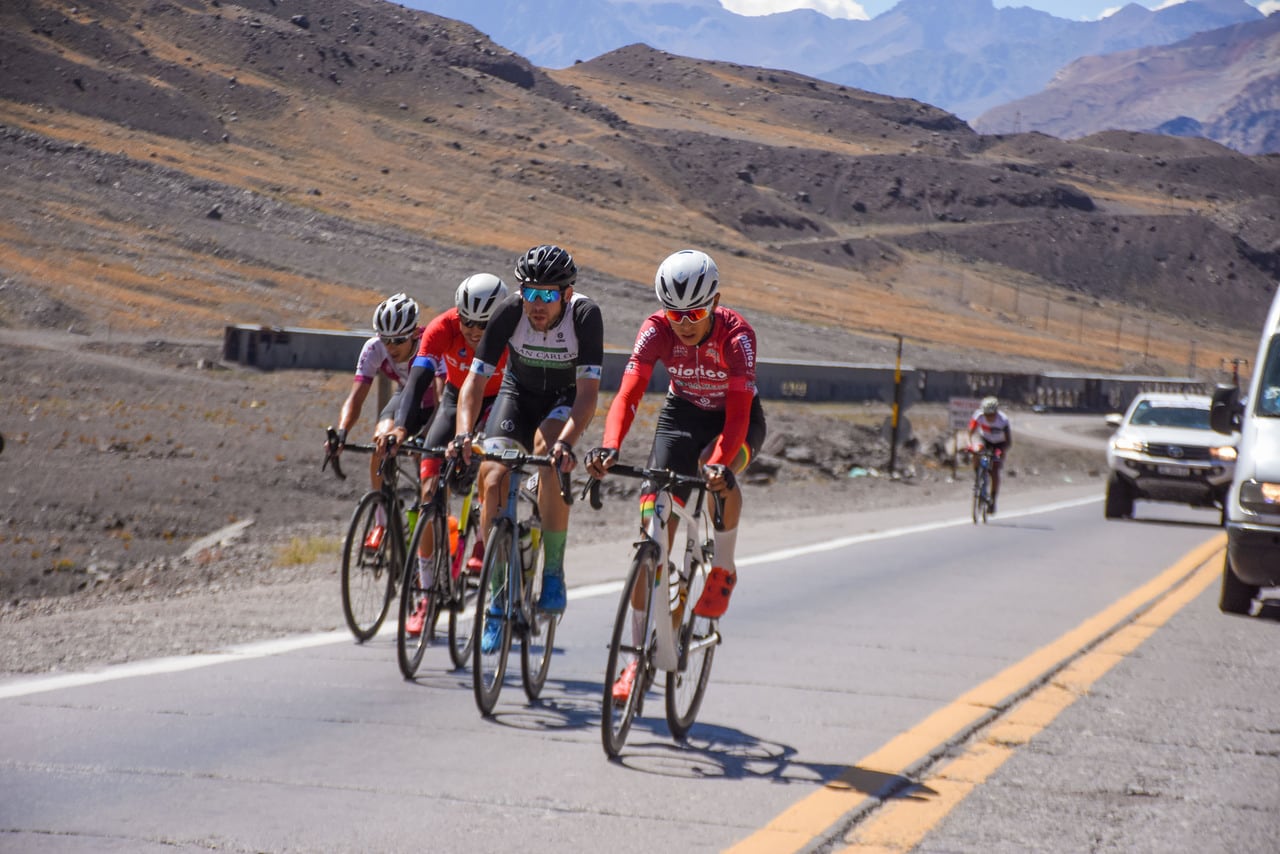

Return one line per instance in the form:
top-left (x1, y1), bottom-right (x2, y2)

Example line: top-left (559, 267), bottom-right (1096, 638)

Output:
top-left (447, 506), bottom-right (481, 670)
top-left (603, 542), bottom-right (659, 758)
top-left (340, 491), bottom-right (398, 642)
top-left (978, 468), bottom-right (990, 525)
top-left (520, 516), bottom-right (555, 700)
top-left (473, 518), bottom-right (515, 716)
top-left (396, 510), bottom-right (444, 679)
top-left (666, 559), bottom-right (716, 740)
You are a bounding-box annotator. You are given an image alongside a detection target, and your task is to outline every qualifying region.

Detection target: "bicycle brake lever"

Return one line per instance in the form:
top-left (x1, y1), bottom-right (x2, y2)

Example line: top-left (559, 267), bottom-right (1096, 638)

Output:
top-left (583, 478), bottom-right (603, 510)
top-left (323, 426), bottom-right (347, 480)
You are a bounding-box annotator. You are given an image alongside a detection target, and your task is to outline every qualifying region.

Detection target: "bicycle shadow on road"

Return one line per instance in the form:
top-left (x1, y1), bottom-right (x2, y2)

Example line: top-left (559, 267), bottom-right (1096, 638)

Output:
top-left (608, 719), bottom-right (936, 800)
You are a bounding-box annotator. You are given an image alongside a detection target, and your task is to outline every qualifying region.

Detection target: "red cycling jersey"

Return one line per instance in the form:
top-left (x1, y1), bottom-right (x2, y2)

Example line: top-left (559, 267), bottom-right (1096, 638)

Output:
top-left (412, 307), bottom-right (506, 395)
top-left (604, 306), bottom-right (758, 467)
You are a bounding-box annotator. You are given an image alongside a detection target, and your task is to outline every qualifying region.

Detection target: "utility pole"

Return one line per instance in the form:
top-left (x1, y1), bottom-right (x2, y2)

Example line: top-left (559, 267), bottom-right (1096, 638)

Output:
top-left (888, 334), bottom-right (904, 477)
top-left (1222, 357), bottom-right (1248, 386)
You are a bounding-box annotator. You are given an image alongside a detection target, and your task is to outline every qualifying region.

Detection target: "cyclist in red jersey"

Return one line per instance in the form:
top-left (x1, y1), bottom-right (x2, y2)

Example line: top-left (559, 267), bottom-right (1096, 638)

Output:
top-left (384, 274), bottom-right (510, 635)
top-left (587, 249), bottom-right (765, 698)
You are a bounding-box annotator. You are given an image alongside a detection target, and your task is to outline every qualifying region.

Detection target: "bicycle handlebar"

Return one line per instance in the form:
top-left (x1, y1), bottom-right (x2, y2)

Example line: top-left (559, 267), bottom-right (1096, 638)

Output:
top-left (471, 446), bottom-right (574, 506)
top-left (580, 462), bottom-right (723, 529)
top-left (322, 426), bottom-right (439, 482)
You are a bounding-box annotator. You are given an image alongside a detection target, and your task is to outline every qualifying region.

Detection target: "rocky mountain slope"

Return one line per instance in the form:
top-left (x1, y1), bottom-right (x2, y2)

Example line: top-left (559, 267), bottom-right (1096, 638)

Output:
top-left (0, 0), bottom-right (1277, 376)
top-left (975, 13), bottom-right (1280, 155)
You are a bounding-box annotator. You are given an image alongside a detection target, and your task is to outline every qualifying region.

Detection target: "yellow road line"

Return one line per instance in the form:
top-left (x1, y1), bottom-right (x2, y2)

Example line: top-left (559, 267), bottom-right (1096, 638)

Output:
top-left (727, 535), bottom-right (1226, 854)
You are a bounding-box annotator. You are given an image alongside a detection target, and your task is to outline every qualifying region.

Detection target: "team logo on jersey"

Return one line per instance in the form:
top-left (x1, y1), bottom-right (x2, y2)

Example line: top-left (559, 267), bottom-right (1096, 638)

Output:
top-left (501, 418), bottom-right (516, 433)
top-left (670, 364), bottom-right (729, 381)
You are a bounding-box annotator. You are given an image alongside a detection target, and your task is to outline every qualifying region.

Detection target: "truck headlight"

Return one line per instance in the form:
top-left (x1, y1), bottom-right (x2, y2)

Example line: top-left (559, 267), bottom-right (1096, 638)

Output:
top-left (1239, 480), bottom-right (1280, 514)
top-left (1211, 446), bottom-right (1238, 462)
top-left (1112, 438), bottom-right (1143, 453)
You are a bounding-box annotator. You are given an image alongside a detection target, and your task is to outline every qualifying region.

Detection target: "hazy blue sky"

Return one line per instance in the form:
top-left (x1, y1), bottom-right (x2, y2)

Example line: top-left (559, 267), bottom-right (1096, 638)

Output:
top-left (720, 0), bottom-right (1278, 20)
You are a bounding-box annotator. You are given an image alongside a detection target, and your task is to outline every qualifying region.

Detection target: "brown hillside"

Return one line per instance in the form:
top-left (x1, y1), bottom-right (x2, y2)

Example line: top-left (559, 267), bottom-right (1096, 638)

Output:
top-left (1, 0), bottom-right (1276, 373)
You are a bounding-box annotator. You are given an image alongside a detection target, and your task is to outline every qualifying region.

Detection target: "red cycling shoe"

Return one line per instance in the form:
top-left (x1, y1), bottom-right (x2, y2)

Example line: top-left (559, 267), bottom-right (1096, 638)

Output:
top-left (693, 567), bottom-right (736, 618)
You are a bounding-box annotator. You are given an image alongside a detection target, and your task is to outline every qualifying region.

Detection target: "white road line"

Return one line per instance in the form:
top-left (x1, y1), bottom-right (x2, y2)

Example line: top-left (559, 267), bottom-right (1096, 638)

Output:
top-left (0, 495), bottom-right (1100, 699)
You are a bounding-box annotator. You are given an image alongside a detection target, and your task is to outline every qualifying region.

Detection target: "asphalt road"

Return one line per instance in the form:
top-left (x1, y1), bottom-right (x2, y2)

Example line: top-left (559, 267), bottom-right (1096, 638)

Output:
top-left (3, 485), bottom-right (1275, 853)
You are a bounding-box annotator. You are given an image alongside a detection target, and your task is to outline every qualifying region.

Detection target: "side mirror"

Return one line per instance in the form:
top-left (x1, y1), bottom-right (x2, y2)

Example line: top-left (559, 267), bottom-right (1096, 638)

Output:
top-left (1104, 413), bottom-right (1122, 429)
top-left (1210, 384), bottom-right (1242, 434)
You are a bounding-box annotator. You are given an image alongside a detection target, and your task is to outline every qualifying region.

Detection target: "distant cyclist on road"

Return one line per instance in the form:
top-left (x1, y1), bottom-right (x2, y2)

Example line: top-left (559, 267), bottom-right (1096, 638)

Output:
top-left (967, 395), bottom-right (1012, 514)
top-left (585, 248), bottom-right (765, 702)
top-left (330, 293), bottom-right (440, 550)
top-left (384, 274), bottom-right (510, 636)
top-left (450, 244), bottom-right (603, 650)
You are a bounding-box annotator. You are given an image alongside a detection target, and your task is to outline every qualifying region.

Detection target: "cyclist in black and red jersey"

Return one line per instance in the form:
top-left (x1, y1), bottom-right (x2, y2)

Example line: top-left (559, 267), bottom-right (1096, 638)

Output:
top-left (967, 396), bottom-right (1012, 514)
top-left (450, 245), bottom-right (604, 650)
top-left (586, 249), bottom-right (765, 699)
top-left (384, 274), bottom-right (510, 636)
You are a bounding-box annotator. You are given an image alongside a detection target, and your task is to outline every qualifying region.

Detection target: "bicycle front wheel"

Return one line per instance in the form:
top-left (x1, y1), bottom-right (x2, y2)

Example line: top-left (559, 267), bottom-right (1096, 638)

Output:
top-left (396, 510), bottom-right (444, 679)
top-left (341, 491), bottom-right (398, 642)
top-left (521, 524), bottom-right (554, 701)
top-left (666, 560), bottom-right (717, 741)
top-left (977, 470), bottom-right (990, 524)
top-left (447, 505), bottom-right (481, 670)
top-left (603, 542), bottom-right (658, 759)
top-left (473, 518), bottom-right (515, 716)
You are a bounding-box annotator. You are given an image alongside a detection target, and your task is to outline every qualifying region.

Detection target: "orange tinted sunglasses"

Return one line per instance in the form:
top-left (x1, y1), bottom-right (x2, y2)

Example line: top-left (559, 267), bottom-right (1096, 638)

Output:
top-left (664, 306), bottom-right (710, 325)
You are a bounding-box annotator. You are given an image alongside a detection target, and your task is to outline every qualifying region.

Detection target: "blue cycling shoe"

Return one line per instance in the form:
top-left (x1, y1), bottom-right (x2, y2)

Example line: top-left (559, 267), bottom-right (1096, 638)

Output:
top-left (480, 609), bottom-right (504, 654)
top-left (537, 573), bottom-right (566, 615)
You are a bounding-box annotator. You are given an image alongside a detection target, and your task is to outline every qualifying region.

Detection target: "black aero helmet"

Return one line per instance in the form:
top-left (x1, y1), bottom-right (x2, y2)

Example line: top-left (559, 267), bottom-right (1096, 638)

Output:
top-left (514, 244), bottom-right (577, 287)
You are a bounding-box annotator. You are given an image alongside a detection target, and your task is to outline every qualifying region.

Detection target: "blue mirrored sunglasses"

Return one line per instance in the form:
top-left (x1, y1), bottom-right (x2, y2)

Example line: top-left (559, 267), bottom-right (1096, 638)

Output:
top-left (521, 286), bottom-right (563, 304)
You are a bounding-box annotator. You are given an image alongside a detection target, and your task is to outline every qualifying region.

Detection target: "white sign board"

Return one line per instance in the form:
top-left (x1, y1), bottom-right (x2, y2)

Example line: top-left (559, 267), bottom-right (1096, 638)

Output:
top-left (949, 397), bottom-right (981, 431)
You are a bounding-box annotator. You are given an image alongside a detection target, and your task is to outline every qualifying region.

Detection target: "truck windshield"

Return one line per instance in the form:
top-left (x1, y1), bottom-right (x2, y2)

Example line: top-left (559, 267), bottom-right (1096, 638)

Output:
top-left (1256, 336), bottom-right (1280, 418)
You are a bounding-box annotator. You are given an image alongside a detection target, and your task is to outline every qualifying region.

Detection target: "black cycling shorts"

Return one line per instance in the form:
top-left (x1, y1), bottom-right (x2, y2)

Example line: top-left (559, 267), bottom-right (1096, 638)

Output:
top-left (645, 394), bottom-right (767, 503)
top-left (482, 377), bottom-right (576, 452)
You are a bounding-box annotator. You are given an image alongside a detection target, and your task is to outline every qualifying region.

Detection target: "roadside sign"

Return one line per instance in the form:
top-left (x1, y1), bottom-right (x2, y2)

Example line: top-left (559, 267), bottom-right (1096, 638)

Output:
top-left (949, 397), bottom-right (981, 431)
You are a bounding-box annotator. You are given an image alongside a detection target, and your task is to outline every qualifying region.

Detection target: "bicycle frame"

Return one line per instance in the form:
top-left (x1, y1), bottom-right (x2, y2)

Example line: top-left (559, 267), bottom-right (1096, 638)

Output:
top-left (587, 466), bottom-right (721, 671)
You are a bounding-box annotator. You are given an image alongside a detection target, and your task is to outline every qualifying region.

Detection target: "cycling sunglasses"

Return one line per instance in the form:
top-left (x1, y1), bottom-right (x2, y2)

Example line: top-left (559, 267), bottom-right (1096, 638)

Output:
top-left (521, 286), bottom-right (563, 304)
top-left (460, 318), bottom-right (487, 329)
top-left (663, 306), bottom-right (711, 325)
top-left (380, 333), bottom-right (414, 346)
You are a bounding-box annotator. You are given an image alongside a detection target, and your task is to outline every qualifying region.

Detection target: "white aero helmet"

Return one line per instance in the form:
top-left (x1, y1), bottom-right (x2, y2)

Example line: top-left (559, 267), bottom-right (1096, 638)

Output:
top-left (654, 249), bottom-right (719, 311)
top-left (373, 292), bottom-right (419, 337)
top-left (981, 396), bottom-right (999, 414)
top-left (455, 273), bottom-right (509, 324)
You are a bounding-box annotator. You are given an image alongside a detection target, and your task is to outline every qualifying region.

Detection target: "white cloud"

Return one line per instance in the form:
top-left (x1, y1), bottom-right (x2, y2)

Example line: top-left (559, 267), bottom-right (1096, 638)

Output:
top-left (719, 1), bottom-right (870, 20)
top-left (1153, 0), bottom-right (1190, 8)
top-left (1259, 0), bottom-right (1280, 15)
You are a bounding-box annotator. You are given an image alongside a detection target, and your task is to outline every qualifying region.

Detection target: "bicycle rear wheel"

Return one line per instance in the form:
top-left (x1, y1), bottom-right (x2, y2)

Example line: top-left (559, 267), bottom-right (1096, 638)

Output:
top-left (473, 519), bottom-right (515, 716)
top-left (977, 470), bottom-right (990, 524)
top-left (447, 505), bottom-right (481, 670)
top-left (520, 524), bottom-right (555, 700)
top-left (666, 560), bottom-right (716, 741)
top-left (341, 491), bottom-right (398, 642)
top-left (603, 543), bottom-right (658, 759)
top-left (396, 510), bottom-right (444, 679)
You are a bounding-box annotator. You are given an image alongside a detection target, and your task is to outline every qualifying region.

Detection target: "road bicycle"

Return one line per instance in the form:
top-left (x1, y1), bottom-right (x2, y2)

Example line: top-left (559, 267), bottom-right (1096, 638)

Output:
top-left (583, 463), bottom-right (725, 758)
top-left (971, 446), bottom-right (999, 525)
top-left (323, 426), bottom-right (424, 642)
top-left (396, 451), bottom-right (483, 678)
top-left (469, 444), bottom-right (572, 716)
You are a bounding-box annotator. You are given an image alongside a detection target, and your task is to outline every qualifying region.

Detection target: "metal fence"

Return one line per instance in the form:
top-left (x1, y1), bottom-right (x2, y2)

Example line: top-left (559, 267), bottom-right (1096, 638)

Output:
top-left (223, 324), bottom-right (1207, 413)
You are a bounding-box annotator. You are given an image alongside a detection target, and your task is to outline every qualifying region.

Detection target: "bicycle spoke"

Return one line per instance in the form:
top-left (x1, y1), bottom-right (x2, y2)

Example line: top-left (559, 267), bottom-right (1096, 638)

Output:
top-left (666, 561), bottom-right (716, 740)
top-left (473, 521), bottom-right (514, 716)
top-left (341, 492), bottom-right (396, 642)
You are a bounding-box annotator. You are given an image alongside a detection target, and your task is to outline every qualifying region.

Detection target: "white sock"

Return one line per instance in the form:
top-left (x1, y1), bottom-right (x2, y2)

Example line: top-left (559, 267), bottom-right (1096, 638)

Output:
top-left (417, 555), bottom-right (431, 589)
top-left (712, 527), bottom-right (738, 573)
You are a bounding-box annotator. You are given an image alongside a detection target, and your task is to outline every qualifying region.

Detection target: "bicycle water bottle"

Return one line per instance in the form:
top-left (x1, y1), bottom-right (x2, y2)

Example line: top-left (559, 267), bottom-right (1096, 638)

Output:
top-left (448, 515), bottom-right (460, 556)
top-left (518, 520), bottom-right (538, 576)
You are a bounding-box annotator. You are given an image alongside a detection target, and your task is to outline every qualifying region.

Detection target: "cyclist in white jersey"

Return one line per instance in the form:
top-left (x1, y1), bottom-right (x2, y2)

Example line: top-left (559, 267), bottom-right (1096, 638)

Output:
top-left (967, 395), bottom-right (1012, 514)
top-left (331, 295), bottom-right (441, 547)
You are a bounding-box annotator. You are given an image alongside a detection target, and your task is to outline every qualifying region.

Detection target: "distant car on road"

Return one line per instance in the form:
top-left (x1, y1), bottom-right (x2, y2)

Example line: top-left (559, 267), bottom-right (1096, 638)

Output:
top-left (1104, 392), bottom-right (1238, 521)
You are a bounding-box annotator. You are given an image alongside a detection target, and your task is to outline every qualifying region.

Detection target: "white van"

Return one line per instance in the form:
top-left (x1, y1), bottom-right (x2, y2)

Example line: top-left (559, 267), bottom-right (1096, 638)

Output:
top-left (1211, 286), bottom-right (1280, 614)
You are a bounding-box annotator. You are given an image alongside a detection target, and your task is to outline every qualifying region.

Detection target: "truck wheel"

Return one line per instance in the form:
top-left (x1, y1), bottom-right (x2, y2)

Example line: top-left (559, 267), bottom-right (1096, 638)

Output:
top-left (1104, 475), bottom-right (1133, 519)
top-left (1219, 556), bottom-right (1257, 616)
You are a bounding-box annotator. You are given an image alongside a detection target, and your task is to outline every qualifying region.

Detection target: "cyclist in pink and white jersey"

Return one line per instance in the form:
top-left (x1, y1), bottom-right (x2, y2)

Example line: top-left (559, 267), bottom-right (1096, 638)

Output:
top-left (331, 293), bottom-right (441, 503)
top-left (587, 249), bottom-right (766, 701)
